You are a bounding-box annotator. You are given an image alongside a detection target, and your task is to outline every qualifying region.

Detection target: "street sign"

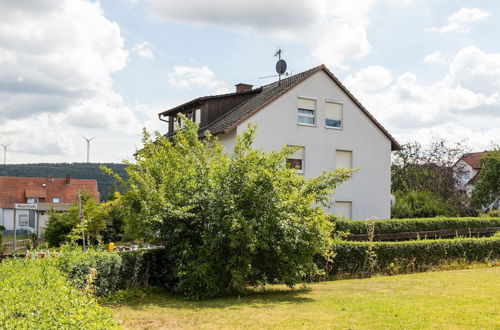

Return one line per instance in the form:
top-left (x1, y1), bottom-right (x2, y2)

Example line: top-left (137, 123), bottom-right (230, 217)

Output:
top-left (14, 203), bottom-right (37, 210)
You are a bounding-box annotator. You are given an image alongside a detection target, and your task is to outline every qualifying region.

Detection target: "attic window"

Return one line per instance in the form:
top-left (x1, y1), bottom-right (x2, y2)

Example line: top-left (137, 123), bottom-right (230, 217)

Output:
top-left (52, 197), bottom-right (60, 203)
top-left (297, 97), bottom-right (316, 126)
top-left (325, 101), bottom-right (343, 129)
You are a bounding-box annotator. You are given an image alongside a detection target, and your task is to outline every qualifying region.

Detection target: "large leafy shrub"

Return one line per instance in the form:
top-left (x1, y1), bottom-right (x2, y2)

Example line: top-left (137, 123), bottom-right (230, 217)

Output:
top-left (334, 216), bottom-right (500, 235)
top-left (392, 190), bottom-right (458, 218)
top-left (105, 118), bottom-right (353, 299)
top-left (0, 258), bottom-right (115, 329)
top-left (328, 237), bottom-right (500, 278)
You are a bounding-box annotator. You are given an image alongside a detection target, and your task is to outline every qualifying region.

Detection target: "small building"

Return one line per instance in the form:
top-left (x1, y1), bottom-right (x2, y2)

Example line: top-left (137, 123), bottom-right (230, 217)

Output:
top-left (158, 65), bottom-right (400, 219)
top-left (0, 175), bottom-right (99, 237)
top-left (452, 151), bottom-right (489, 197)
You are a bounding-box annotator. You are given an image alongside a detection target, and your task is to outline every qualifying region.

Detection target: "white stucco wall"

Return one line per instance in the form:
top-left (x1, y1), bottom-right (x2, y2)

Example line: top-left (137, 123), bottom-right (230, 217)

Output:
top-left (222, 71), bottom-right (392, 220)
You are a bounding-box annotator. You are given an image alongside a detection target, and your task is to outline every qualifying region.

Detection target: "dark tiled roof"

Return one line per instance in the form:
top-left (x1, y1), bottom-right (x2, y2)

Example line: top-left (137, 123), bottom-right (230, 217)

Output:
top-left (166, 64), bottom-right (401, 150)
top-left (460, 151), bottom-right (489, 169)
top-left (0, 176), bottom-right (99, 209)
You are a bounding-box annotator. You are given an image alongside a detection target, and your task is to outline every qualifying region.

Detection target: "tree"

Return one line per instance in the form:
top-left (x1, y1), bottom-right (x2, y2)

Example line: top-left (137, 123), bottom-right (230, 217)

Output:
top-left (391, 139), bottom-right (475, 217)
top-left (473, 148), bottom-right (500, 209)
top-left (104, 117), bottom-right (354, 299)
top-left (44, 191), bottom-right (125, 247)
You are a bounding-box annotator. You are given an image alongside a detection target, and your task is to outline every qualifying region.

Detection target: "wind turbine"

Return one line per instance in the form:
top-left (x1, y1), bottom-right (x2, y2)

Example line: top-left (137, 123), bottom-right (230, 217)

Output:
top-left (1, 143), bottom-right (11, 165)
top-left (81, 136), bottom-right (96, 163)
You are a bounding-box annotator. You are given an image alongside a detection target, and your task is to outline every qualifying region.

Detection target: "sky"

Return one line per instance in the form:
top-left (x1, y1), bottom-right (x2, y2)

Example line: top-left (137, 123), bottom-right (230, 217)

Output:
top-left (0, 0), bottom-right (499, 164)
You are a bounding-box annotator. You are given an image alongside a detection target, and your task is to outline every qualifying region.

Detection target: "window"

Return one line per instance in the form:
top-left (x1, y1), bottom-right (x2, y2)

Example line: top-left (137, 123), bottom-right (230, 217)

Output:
top-left (19, 214), bottom-right (29, 226)
top-left (27, 198), bottom-right (38, 204)
top-left (325, 101), bottom-right (342, 128)
top-left (52, 197), bottom-right (60, 203)
top-left (286, 146), bottom-right (305, 174)
top-left (335, 201), bottom-right (352, 219)
top-left (336, 150), bottom-right (352, 169)
top-left (297, 97), bottom-right (316, 125)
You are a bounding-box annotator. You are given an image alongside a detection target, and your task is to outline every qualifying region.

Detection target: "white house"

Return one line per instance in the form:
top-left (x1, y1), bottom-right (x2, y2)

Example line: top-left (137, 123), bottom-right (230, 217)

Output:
top-left (158, 65), bottom-right (401, 219)
top-left (452, 151), bottom-right (489, 197)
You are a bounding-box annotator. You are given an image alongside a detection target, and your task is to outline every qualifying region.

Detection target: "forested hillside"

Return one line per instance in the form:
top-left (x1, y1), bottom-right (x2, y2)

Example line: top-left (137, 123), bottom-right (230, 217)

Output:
top-left (0, 163), bottom-right (127, 201)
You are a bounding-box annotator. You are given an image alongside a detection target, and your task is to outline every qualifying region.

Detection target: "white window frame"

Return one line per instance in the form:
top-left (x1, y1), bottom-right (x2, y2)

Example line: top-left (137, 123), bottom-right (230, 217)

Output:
top-left (335, 149), bottom-right (353, 169)
top-left (297, 96), bottom-right (317, 127)
top-left (286, 145), bottom-right (305, 174)
top-left (325, 99), bottom-right (343, 130)
top-left (52, 197), bottom-right (60, 203)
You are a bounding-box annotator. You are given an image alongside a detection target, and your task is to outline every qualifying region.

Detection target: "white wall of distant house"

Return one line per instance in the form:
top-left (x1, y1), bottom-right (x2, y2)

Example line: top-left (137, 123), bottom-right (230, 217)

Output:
top-left (221, 71), bottom-right (393, 220)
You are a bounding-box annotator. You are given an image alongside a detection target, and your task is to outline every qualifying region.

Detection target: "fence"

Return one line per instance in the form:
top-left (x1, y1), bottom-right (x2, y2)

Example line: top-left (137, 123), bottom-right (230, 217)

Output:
top-left (1, 239), bottom-right (31, 250)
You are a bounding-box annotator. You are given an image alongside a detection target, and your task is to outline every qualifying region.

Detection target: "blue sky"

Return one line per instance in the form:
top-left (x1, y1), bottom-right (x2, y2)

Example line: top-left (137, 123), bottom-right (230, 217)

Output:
top-left (0, 0), bottom-right (499, 163)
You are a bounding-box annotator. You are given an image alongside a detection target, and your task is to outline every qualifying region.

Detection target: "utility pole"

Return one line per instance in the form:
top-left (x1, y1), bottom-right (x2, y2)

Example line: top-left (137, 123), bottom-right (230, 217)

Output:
top-left (78, 191), bottom-right (86, 251)
top-left (81, 136), bottom-right (96, 163)
top-left (1, 143), bottom-right (10, 165)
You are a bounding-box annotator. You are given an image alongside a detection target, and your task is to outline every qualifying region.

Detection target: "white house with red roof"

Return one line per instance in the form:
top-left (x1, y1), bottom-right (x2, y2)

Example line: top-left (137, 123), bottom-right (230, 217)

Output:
top-left (452, 151), bottom-right (489, 197)
top-left (0, 175), bottom-right (99, 237)
top-left (158, 65), bottom-right (400, 220)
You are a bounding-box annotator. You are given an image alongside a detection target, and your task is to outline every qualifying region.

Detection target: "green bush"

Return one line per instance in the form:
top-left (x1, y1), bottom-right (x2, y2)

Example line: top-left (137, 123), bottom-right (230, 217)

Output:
top-left (105, 118), bottom-right (353, 299)
top-left (0, 258), bottom-right (115, 329)
top-left (328, 237), bottom-right (500, 278)
top-left (56, 248), bottom-right (172, 297)
top-left (392, 190), bottom-right (458, 218)
top-left (333, 217), bottom-right (500, 235)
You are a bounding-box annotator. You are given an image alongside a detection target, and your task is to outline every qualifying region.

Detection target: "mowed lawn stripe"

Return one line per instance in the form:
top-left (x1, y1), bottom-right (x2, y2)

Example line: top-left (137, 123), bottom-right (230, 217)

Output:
top-left (113, 267), bottom-right (500, 329)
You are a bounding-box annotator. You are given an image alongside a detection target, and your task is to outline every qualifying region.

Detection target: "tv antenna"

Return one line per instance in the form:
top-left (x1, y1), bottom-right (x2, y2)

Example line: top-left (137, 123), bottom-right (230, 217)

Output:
top-left (1, 143), bottom-right (11, 165)
top-left (258, 48), bottom-right (289, 82)
top-left (81, 136), bottom-right (96, 163)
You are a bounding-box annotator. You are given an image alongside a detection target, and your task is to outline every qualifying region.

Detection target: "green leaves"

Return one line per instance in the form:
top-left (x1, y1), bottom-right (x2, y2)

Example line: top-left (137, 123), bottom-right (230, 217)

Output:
top-left (112, 117), bottom-right (353, 298)
top-left (473, 147), bottom-right (500, 208)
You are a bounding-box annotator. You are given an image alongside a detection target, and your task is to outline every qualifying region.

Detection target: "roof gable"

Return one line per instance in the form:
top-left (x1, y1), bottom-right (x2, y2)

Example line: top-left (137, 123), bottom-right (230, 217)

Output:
top-left (199, 65), bottom-right (401, 150)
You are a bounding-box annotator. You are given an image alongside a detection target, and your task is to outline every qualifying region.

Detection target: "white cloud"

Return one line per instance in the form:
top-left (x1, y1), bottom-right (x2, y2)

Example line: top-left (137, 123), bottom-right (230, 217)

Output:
top-left (0, 0), bottom-right (145, 162)
top-left (345, 46), bottom-right (500, 150)
top-left (132, 41), bottom-right (154, 59)
top-left (146, 0), bottom-right (379, 69)
top-left (168, 65), bottom-right (229, 93)
top-left (429, 7), bottom-right (491, 33)
top-left (423, 51), bottom-right (446, 65)
top-left (344, 66), bottom-right (393, 92)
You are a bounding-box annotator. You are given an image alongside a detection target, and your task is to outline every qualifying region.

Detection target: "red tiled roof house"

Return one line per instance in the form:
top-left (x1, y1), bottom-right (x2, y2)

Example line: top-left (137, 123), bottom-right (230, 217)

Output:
top-left (0, 175), bottom-right (99, 237)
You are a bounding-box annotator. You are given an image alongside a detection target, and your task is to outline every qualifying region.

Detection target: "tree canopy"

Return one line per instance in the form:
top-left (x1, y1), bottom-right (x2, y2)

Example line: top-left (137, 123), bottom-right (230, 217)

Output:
top-left (104, 117), bottom-right (354, 299)
top-left (473, 148), bottom-right (500, 209)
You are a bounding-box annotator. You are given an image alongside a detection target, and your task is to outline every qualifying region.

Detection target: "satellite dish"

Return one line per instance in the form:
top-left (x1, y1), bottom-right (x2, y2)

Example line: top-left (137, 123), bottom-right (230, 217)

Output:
top-left (276, 59), bottom-right (287, 75)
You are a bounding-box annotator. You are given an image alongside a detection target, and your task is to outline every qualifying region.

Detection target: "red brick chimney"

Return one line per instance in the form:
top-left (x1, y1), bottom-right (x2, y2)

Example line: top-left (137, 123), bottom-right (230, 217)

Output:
top-left (65, 174), bottom-right (71, 185)
top-left (235, 83), bottom-right (253, 93)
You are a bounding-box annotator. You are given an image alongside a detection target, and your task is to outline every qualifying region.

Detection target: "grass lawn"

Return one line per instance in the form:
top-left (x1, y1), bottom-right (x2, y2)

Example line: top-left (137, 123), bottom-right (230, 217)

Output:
top-left (112, 267), bottom-right (500, 329)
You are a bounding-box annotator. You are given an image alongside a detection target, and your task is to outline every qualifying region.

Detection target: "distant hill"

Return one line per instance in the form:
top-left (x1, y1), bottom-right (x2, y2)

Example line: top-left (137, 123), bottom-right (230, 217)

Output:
top-left (0, 163), bottom-right (127, 201)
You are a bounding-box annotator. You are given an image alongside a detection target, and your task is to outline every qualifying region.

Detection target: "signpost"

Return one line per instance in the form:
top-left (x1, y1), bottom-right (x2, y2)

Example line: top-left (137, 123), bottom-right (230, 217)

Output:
top-left (13, 203), bottom-right (37, 250)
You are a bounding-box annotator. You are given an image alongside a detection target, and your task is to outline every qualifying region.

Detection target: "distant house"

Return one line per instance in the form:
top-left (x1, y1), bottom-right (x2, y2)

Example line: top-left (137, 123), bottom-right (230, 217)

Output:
top-left (0, 175), bottom-right (99, 236)
top-left (158, 65), bottom-right (400, 219)
top-left (452, 151), bottom-right (489, 197)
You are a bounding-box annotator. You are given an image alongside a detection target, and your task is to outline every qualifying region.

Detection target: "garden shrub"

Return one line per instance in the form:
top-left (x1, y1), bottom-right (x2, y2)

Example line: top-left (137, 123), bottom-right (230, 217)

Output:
top-left (391, 190), bottom-right (458, 218)
top-left (328, 236), bottom-right (500, 278)
top-left (333, 216), bottom-right (500, 235)
top-left (104, 118), bottom-right (353, 299)
top-left (0, 258), bottom-right (115, 329)
top-left (56, 248), bottom-right (172, 297)
top-left (57, 249), bottom-right (124, 297)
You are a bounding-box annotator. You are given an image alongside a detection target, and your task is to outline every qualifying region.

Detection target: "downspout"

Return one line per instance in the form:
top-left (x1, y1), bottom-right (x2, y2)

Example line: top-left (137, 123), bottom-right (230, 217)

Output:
top-left (158, 113), bottom-right (169, 123)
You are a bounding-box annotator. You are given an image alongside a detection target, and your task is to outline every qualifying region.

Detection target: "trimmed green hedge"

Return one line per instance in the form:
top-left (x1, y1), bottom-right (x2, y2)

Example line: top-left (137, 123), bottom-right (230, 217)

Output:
top-left (56, 248), bottom-right (172, 297)
top-left (328, 237), bottom-right (500, 278)
top-left (0, 258), bottom-right (115, 329)
top-left (333, 217), bottom-right (500, 235)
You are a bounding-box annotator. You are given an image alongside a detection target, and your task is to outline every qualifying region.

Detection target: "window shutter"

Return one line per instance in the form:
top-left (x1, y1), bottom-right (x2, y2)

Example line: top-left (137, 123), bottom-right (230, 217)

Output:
top-left (289, 146), bottom-right (305, 160)
top-left (336, 150), bottom-right (352, 168)
top-left (325, 102), bottom-right (342, 120)
top-left (335, 201), bottom-right (352, 219)
top-left (297, 98), bottom-right (316, 110)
